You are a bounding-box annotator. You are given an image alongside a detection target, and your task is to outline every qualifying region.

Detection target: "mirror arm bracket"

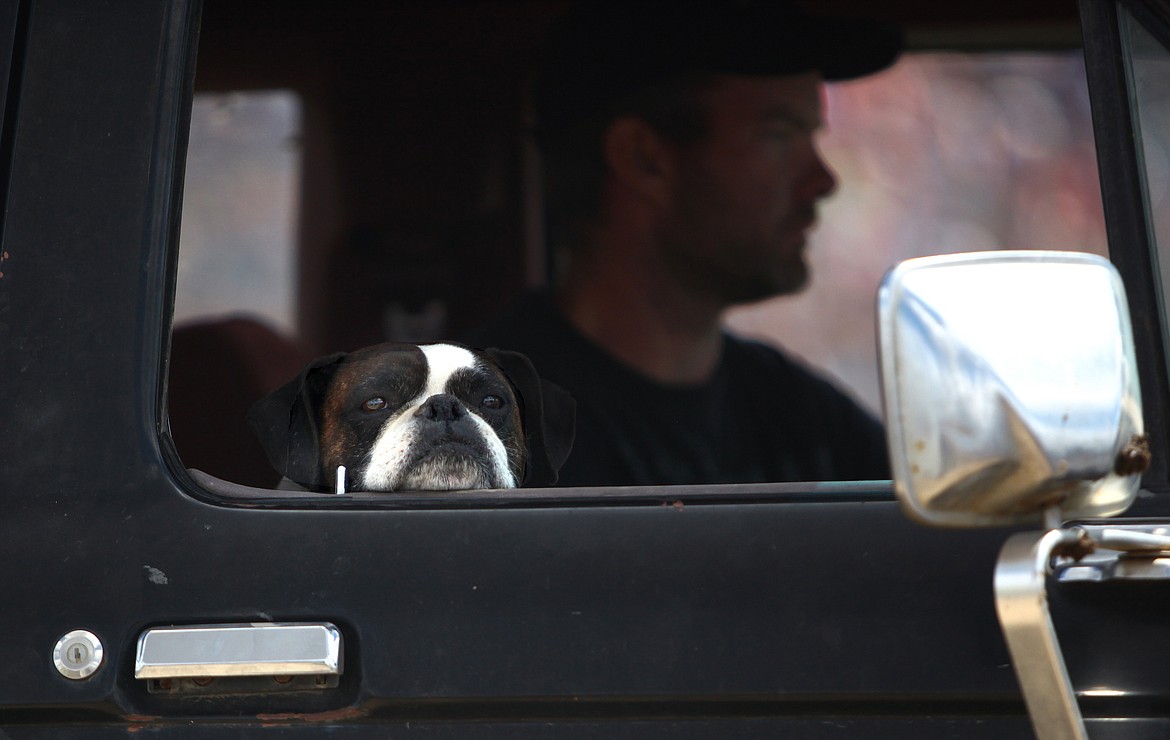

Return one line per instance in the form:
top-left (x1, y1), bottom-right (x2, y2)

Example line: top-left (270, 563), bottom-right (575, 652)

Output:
top-left (994, 526), bottom-right (1089, 740)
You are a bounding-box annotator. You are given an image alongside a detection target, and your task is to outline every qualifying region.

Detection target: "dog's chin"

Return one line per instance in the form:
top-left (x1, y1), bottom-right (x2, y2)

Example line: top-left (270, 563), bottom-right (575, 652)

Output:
top-left (360, 424), bottom-right (521, 493)
top-left (382, 439), bottom-right (519, 491)
top-left (398, 455), bottom-right (500, 492)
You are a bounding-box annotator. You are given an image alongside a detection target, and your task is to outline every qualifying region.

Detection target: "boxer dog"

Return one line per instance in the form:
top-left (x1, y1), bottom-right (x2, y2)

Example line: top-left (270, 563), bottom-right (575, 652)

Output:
top-left (248, 343), bottom-right (575, 492)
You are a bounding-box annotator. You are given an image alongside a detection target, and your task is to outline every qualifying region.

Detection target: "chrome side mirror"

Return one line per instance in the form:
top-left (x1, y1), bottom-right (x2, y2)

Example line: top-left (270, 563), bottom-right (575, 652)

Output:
top-left (877, 250), bottom-right (1150, 740)
top-left (878, 250), bottom-right (1145, 528)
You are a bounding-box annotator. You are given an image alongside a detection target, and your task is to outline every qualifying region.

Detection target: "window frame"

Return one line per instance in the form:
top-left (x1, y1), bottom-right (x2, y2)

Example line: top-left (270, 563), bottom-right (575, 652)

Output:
top-left (1081, 0), bottom-right (1170, 491)
top-left (0, 0), bottom-right (26, 250)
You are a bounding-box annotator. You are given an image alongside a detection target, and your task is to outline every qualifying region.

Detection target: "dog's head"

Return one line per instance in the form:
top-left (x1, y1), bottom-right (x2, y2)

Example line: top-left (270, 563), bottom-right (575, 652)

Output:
top-left (247, 342), bottom-right (575, 492)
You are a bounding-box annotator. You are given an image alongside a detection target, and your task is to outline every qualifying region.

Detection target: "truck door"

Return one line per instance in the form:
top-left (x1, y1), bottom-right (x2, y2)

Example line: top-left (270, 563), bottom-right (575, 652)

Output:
top-left (2, 0), bottom-right (1170, 737)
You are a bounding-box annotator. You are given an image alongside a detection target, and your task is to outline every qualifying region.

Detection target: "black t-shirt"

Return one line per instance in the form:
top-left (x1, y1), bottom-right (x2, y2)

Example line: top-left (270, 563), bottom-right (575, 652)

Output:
top-left (463, 291), bottom-right (890, 487)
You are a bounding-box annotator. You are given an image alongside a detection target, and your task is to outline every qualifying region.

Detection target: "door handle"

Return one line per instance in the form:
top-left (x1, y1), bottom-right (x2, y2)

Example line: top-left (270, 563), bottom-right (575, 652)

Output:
top-left (134, 622), bottom-right (342, 680)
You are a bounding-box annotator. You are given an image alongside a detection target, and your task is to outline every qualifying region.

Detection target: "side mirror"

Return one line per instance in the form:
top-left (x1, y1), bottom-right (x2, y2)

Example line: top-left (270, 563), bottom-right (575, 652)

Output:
top-left (878, 250), bottom-right (1145, 528)
top-left (877, 250), bottom-right (1150, 740)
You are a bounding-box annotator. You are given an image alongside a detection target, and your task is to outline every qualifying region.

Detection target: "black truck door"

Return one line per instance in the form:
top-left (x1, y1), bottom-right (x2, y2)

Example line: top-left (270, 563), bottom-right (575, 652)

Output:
top-left (2, 0), bottom-right (1170, 737)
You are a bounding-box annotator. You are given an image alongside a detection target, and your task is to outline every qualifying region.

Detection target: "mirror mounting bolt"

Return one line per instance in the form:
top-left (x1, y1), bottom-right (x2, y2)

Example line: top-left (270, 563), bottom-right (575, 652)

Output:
top-left (1113, 433), bottom-right (1151, 477)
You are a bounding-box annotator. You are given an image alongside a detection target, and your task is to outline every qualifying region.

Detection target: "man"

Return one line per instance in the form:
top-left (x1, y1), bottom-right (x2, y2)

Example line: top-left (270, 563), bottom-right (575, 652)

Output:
top-left (465, 1), bottom-right (901, 486)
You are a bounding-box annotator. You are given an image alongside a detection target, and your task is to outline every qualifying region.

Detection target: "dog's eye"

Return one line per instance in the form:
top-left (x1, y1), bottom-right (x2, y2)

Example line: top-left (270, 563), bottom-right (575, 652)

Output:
top-left (362, 397), bottom-right (388, 412)
top-left (481, 394), bottom-right (505, 410)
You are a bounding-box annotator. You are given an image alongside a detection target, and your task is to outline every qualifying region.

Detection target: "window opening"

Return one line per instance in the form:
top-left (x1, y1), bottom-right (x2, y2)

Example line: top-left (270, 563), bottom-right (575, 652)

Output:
top-left (170, 53), bottom-right (1108, 495)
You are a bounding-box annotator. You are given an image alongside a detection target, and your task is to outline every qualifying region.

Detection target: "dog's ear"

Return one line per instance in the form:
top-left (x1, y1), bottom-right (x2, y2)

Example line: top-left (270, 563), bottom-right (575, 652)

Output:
top-left (247, 352), bottom-right (347, 489)
top-left (484, 348), bottom-right (576, 487)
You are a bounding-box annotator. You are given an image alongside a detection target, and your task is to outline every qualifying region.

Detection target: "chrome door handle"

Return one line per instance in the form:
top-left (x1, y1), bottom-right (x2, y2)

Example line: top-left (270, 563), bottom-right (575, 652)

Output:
top-left (134, 622), bottom-right (342, 680)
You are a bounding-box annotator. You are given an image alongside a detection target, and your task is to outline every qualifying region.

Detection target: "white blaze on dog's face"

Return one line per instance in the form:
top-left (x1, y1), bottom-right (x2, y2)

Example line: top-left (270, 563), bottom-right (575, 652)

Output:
top-left (318, 343), bottom-right (525, 492)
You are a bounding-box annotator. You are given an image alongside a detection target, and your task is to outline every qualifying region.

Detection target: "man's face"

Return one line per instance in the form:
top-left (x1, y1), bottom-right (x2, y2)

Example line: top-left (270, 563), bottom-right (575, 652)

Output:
top-left (657, 72), bottom-right (836, 306)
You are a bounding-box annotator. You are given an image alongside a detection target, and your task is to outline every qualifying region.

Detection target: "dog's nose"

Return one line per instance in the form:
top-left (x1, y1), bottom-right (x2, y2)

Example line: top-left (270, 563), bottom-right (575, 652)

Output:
top-left (416, 393), bottom-right (466, 423)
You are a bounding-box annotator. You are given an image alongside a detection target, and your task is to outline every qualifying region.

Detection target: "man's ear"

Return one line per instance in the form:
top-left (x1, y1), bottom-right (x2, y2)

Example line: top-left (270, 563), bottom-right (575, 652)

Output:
top-left (247, 352), bottom-right (347, 489)
top-left (603, 116), bottom-right (675, 207)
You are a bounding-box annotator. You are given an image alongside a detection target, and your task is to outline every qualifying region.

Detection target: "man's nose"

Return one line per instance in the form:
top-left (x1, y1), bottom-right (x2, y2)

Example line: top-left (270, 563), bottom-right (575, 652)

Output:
top-left (804, 148), bottom-right (838, 202)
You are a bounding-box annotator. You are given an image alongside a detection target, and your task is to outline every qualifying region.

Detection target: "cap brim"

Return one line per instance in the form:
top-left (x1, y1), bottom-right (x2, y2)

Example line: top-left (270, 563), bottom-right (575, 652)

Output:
top-left (533, 3), bottom-right (905, 133)
top-left (806, 18), bottom-right (905, 81)
top-left (701, 13), bottom-right (903, 81)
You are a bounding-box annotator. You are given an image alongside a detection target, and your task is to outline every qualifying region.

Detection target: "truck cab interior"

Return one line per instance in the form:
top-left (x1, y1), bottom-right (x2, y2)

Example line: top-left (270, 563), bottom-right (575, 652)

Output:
top-left (167, 0), bottom-right (1107, 491)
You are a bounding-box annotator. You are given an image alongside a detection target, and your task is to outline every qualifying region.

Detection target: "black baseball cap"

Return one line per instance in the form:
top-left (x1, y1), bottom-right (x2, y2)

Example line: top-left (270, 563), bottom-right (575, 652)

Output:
top-left (534, 1), bottom-right (904, 135)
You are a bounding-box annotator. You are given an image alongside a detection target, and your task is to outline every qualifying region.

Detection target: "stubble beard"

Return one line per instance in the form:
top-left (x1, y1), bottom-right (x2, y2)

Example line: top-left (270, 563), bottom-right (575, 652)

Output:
top-left (660, 230), bottom-right (811, 310)
top-left (658, 186), bottom-right (816, 308)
